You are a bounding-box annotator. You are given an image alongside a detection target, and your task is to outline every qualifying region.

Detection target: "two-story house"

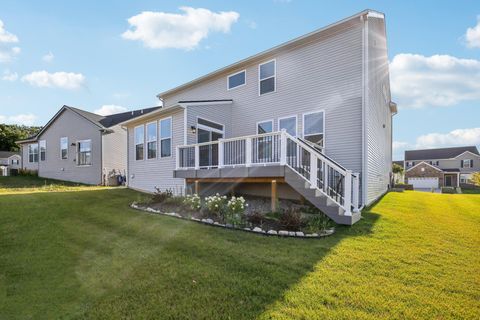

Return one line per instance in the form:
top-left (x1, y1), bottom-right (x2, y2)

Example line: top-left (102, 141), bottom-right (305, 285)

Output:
top-left (0, 151), bottom-right (21, 176)
top-left (16, 105), bottom-right (159, 185)
top-left (404, 146), bottom-right (480, 189)
top-left (119, 9), bottom-right (397, 225)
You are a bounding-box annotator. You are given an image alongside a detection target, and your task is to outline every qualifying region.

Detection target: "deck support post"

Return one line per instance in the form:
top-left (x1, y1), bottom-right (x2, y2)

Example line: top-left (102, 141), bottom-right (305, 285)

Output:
top-left (194, 180), bottom-right (200, 195)
top-left (271, 179), bottom-right (278, 212)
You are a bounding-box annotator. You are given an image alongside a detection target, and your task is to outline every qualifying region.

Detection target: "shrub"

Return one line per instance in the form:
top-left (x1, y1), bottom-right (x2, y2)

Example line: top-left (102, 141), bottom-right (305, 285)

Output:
top-left (246, 211), bottom-right (266, 226)
top-left (18, 169), bottom-right (38, 177)
top-left (183, 194), bottom-right (201, 211)
top-left (152, 187), bottom-right (173, 203)
top-left (225, 196), bottom-right (248, 226)
top-left (441, 187), bottom-right (456, 194)
top-left (305, 213), bottom-right (332, 233)
top-left (279, 207), bottom-right (304, 231)
top-left (204, 194), bottom-right (227, 217)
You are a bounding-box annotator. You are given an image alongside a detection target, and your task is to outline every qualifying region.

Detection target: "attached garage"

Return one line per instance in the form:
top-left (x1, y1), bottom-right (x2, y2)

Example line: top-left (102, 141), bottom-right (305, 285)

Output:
top-left (408, 177), bottom-right (439, 189)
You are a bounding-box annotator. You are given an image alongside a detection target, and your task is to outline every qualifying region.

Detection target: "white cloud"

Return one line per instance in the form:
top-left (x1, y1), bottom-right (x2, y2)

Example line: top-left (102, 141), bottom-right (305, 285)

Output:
top-left (42, 51), bottom-right (54, 63)
top-left (122, 7), bottom-right (239, 50)
top-left (0, 113), bottom-right (37, 126)
top-left (2, 69), bottom-right (18, 81)
top-left (94, 105), bottom-right (127, 116)
top-left (0, 19), bottom-right (18, 43)
top-left (390, 53), bottom-right (480, 108)
top-left (415, 128), bottom-right (480, 149)
top-left (21, 71), bottom-right (86, 89)
top-left (392, 141), bottom-right (410, 160)
top-left (465, 16), bottom-right (480, 48)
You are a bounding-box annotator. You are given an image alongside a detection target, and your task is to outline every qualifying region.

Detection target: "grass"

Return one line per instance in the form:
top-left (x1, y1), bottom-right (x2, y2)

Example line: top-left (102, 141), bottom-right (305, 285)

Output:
top-left (0, 176), bottom-right (479, 319)
top-left (0, 175), bottom-right (100, 195)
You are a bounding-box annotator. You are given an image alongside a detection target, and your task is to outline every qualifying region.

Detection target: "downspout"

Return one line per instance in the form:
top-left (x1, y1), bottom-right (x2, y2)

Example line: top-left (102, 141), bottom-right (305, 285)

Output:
top-left (361, 13), bottom-right (369, 206)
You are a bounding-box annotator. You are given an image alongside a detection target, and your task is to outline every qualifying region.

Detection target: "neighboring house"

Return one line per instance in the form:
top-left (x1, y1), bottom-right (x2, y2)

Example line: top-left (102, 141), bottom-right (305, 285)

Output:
top-left (16, 105), bottom-right (159, 185)
top-left (0, 151), bottom-right (21, 176)
top-left (120, 9), bottom-right (396, 225)
top-left (403, 146), bottom-right (480, 189)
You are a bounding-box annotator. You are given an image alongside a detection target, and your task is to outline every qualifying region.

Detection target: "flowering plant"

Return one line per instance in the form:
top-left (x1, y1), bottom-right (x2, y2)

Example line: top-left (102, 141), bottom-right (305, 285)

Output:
top-left (204, 193), bottom-right (227, 216)
top-left (225, 196), bottom-right (248, 226)
top-left (183, 194), bottom-right (201, 211)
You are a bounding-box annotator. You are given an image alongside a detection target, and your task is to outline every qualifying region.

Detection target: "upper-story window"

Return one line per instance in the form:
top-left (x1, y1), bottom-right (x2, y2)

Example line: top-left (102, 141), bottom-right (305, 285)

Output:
top-left (278, 116), bottom-right (297, 136)
top-left (39, 140), bottom-right (46, 161)
top-left (135, 125), bottom-right (145, 161)
top-left (462, 159), bottom-right (472, 168)
top-left (28, 144), bottom-right (38, 163)
top-left (303, 111), bottom-right (324, 147)
top-left (160, 118), bottom-right (172, 158)
top-left (60, 137), bottom-right (68, 159)
top-left (77, 140), bottom-right (92, 166)
top-left (11, 158), bottom-right (19, 165)
top-left (228, 70), bottom-right (246, 90)
top-left (259, 60), bottom-right (276, 95)
top-left (147, 122), bottom-right (157, 159)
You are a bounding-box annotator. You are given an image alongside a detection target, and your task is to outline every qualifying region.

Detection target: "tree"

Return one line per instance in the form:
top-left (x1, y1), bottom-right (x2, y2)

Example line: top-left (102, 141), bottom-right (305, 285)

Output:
top-left (472, 172), bottom-right (480, 186)
top-left (392, 163), bottom-right (404, 175)
top-left (0, 124), bottom-right (41, 151)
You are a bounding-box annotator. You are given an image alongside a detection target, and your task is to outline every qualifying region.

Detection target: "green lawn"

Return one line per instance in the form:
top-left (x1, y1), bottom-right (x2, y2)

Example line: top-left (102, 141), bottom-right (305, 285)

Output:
top-left (0, 176), bottom-right (479, 319)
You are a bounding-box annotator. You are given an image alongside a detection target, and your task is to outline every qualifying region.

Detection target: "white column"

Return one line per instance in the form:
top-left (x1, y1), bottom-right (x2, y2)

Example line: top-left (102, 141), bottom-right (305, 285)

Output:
top-left (218, 140), bottom-right (224, 168)
top-left (309, 152), bottom-right (317, 188)
top-left (344, 170), bottom-right (352, 216)
top-left (280, 129), bottom-right (287, 165)
top-left (245, 138), bottom-right (252, 167)
top-left (194, 145), bottom-right (200, 170)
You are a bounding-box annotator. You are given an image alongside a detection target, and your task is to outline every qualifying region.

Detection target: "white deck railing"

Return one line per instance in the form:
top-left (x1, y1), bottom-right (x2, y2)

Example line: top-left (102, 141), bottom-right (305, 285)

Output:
top-left (176, 130), bottom-right (360, 215)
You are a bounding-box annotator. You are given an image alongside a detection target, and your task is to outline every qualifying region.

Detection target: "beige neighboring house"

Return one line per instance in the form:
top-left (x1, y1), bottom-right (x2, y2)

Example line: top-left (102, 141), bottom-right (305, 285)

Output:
top-left (404, 146), bottom-right (480, 189)
top-left (119, 10), bottom-right (396, 225)
top-left (16, 105), bottom-right (159, 185)
top-left (0, 151), bottom-right (21, 176)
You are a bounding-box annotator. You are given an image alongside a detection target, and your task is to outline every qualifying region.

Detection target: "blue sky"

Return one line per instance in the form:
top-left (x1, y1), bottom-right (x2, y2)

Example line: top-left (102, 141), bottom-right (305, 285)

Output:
top-left (0, 0), bottom-right (479, 159)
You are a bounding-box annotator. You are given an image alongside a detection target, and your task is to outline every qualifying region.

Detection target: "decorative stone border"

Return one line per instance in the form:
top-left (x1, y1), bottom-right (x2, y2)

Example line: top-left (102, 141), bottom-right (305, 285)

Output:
top-left (130, 203), bottom-right (335, 238)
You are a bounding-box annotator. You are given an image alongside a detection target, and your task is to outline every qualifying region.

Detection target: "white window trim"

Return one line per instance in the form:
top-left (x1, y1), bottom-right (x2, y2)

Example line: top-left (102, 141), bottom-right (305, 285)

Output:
top-left (196, 116), bottom-right (225, 138)
top-left (39, 140), bottom-right (46, 162)
top-left (278, 115), bottom-right (298, 137)
top-left (302, 110), bottom-right (326, 148)
top-left (463, 159), bottom-right (471, 168)
top-left (28, 143), bottom-right (39, 163)
top-left (256, 119), bottom-right (274, 134)
top-left (258, 59), bottom-right (276, 96)
top-left (60, 137), bottom-right (68, 160)
top-left (76, 139), bottom-right (92, 167)
top-left (159, 116), bottom-right (173, 158)
top-left (146, 121), bottom-right (158, 160)
top-left (134, 124), bottom-right (145, 161)
top-left (227, 69), bottom-right (246, 91)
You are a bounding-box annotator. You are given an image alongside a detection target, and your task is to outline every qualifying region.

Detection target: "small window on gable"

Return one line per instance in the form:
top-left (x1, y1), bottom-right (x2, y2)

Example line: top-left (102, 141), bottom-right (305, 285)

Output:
top-left (463, 159), bottom-right (471, 168)
top-left (259, 60), bottom-right (276, 95)
top-left (228, 70), bottom-right (246, 90)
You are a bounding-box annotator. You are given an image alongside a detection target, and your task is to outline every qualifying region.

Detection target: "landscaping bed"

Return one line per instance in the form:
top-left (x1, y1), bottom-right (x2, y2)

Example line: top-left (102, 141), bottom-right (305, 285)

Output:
top-left (133, 189), bottom-right (335, 238)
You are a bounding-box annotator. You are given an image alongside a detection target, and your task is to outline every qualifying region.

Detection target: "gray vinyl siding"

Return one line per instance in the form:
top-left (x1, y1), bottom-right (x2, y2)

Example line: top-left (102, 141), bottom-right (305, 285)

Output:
top-left (186, 104), bottom-right (233, 144)
top-left (102, 124), bottom-right (128, 180)
top-left (162, 19), bottom-right (364, 175)
top-left (127, 108), bottom-right (185, 194)
top-left (365, 17), bottom-right (392, 205)
top-left (37, 109), bottom-right (102, 185)
top-left (21, 144), bottom-right (39, 171)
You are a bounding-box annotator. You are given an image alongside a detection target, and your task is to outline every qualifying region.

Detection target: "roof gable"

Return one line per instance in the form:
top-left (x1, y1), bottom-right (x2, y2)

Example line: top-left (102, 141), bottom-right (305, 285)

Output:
top-left (406, 161), bottom-right (443, 173)
top-left (0, 151), bottom-right (20, 159)
top-left (405, 146), bottom-right (480, 161)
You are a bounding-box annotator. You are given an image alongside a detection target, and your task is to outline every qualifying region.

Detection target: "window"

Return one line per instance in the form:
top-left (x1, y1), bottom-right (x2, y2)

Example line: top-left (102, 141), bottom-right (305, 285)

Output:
top-left (303, 111), bottom-right (324, 147)
top-left (257, 120), bottom-right (273, 134)
top-left (39, 140), bottom-right (46, 161)
top-left (135, 125), bottom-right (145, 160)
top-left (278, 116), bottom-right (297, 136)
top-left (160, 118), bottom-right (172, 157)
top-left (147, 122), bottom-right (157, 159)
top-left (228, 70), bottom-right (246, 90)
top-left (28, 144), bottom-right (38, 163)
top-left (11, 158), bottom-right (19, 165)
top-left (462, 159), bottom-right (472, 168)
top-left (77, 140), bottom-right (92, 166)
top-left (60, 137), bottom-right (68, 159)
top-left (259, 60), bottom-right (276, 95)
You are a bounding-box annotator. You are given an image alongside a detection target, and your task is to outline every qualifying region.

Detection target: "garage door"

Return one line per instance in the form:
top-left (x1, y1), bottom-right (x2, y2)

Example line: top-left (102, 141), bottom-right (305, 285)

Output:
top-left (408, 177), bottom-right (439, 189)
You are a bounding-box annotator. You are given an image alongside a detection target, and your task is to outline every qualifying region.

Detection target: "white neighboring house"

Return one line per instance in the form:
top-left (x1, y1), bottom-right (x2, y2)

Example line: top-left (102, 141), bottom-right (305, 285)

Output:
top-left (120, 9), bottom-right (397, 225)
top-left (0, 151), bottom-right (21, 176)
top-left (16, 105), bottom-right (160, 185)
